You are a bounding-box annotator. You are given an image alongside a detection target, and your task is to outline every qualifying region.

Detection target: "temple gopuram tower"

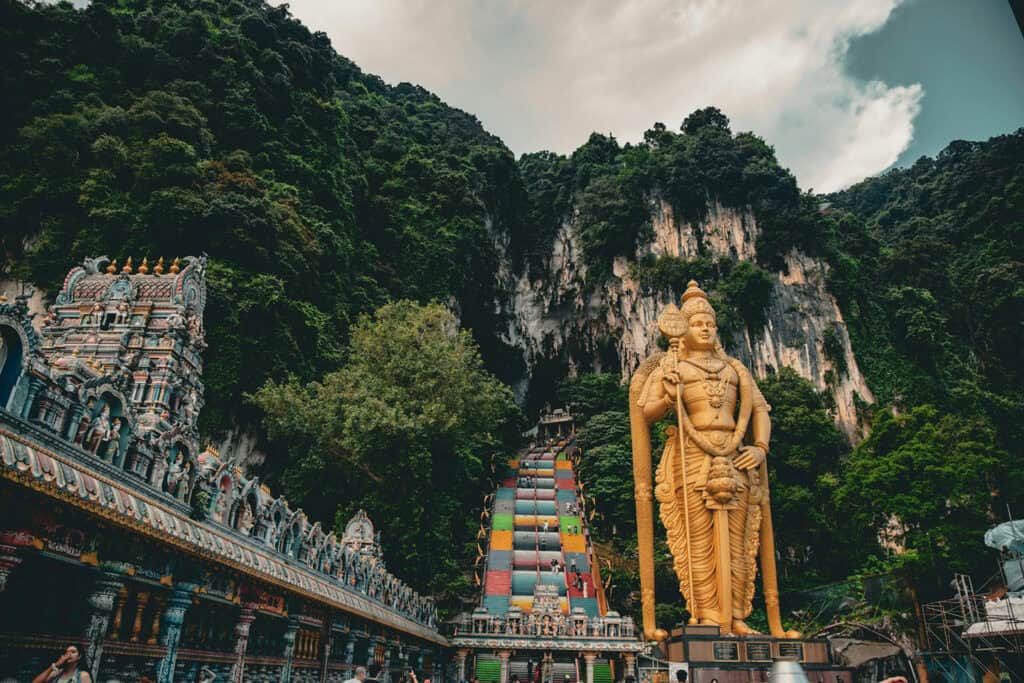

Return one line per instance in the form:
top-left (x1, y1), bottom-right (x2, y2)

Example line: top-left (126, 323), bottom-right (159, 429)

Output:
top-left (26, 255), bottom-right (208, 487)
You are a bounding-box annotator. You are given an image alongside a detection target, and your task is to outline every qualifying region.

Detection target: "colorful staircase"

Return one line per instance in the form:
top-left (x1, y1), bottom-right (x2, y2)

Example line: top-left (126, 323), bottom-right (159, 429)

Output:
top-left (481, 439), bottom-right (604, 618)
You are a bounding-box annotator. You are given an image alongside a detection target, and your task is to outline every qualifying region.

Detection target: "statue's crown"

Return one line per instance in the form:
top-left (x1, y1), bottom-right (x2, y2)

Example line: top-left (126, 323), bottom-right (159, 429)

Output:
top-left (680, 280), bottom-right (715, 320)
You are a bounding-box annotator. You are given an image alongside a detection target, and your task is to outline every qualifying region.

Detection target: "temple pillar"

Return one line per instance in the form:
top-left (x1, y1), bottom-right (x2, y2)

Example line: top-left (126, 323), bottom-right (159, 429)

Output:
top-left (155, 584), bottom-right (194, 683)
top-left (455, 649), bottom-right (468, 683)
top-left (319, 620), bottom-right (332, 683)
top-left (280, 614), bottom-right (300, 683)
top-left (583, 653), bottom-right (597, 683)
top-left (107, 585), bottom-right (130, 640)
top-left (345, 635), bottom-right (356, 665)
top-left (622, 654), bottom-right (636, 683)
top-left (21, 376), bottom-right (44, 419)
top-left (65, 403), bottom-right (84, 441)
top-left (229, 603), bottom-right (257, 683)
top-left (0, 544), bottom-right (23, 592)
top-left (367, 636), bottom-right (379, 672)
top-left (129, 590), bottom-right (151, 643)
top-left (147, 595), bottom-right (166, 645)
top-left (497, 650), bottom-right (512, 683)
top-left (84, 572), bottom-right (125, 681)
top-left (382, 643), bottom-right (393, 683)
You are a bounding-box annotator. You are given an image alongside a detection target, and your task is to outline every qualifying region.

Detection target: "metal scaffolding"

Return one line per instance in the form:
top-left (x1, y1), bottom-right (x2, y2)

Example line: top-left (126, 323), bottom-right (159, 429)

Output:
top-left (921, 570), bottom-right (1024, 681)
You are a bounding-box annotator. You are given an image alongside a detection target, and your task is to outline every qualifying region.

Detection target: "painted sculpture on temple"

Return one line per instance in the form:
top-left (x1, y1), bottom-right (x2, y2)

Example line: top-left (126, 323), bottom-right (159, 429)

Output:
top-left (84, 404), bottom-right (112, 455)
top-left (629, 281), bottom-right (797, 640)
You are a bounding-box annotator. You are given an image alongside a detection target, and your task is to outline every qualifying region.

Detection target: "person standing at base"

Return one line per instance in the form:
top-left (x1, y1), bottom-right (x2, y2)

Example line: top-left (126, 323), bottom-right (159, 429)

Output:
top-left (344, 666), bottom-right (369, 683)
top-left (31, 644), bottom-right (92, 683)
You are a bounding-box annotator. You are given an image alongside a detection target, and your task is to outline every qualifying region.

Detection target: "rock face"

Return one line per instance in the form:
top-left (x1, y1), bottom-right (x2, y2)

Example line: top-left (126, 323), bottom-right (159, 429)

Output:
top-left (501, 199), bottom-right (873, 440)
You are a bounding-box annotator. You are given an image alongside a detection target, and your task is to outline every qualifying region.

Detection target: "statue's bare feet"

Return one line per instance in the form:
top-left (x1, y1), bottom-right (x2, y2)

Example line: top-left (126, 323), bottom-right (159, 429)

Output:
top-left (732, 619), bottom-right (761, 636)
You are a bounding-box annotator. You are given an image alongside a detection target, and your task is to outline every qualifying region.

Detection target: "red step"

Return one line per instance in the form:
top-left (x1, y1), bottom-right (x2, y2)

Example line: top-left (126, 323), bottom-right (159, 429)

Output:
top-left (566, 572), bottom-right (596, 598)
top-left (485, 570), bottom-right (512, 595)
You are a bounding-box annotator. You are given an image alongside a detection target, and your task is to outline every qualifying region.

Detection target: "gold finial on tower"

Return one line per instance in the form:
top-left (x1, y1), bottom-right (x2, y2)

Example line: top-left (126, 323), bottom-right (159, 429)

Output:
top-left (106, 259), bottom-right (117, 274)
top-left (154, 257), bottom-right (165, 275)
top-left (122, 256), bottom-right (133, 274)
top-left (138, 257), bottom-right (149, 275)
top-left (169, 257), bottom-right (181, 275)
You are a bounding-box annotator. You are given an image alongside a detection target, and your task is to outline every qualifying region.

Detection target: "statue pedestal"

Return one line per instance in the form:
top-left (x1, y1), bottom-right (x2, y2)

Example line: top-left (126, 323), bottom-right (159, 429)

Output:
top-left (659, 626), bottom-right (854, 683)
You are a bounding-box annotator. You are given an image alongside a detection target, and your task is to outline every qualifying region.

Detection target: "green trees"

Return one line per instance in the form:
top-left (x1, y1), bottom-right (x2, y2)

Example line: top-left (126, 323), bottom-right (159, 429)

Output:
top-left (0, 0), bottom-right (521, 436)
top-left (756, 369), bottom-right (847, 585)
top-left (516, 106), bottom-right (806, 279)
top-left (251, 301), bottom-right (520, 596)
top-left (836, 406), bottom-right (1016, 596)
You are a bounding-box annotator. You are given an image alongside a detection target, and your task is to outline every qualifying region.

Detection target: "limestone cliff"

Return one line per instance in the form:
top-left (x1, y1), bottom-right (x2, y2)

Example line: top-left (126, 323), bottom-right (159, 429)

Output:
top-left (501, 199), bottom-right (873, 440)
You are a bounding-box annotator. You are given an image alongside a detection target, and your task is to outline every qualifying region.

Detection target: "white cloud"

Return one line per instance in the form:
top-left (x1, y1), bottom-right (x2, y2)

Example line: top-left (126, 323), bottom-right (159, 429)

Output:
top-left (280, 0), bottom-right (922, 192)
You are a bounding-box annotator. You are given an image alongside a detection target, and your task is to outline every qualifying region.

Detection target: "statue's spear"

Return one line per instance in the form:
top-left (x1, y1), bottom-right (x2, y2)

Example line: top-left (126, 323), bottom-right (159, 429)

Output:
top-left (659, 307), bottom-right (699, 626)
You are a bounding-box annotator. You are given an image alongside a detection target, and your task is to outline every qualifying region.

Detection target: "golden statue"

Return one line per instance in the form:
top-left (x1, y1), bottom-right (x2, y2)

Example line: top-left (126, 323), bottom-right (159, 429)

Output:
top-left (629, 281), bottom-right (798, 640)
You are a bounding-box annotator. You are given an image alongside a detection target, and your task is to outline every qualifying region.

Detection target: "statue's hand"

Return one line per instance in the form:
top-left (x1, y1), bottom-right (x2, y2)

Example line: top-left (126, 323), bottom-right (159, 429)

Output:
top-left (735, 445), bottom-right (765, 470)
top-left (661, 370), bottom-right (681, 399)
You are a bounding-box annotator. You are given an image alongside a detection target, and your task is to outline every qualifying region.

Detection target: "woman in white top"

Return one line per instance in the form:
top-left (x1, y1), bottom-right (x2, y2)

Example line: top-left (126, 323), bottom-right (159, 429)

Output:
top-left (31, 644), bottom-right (92, 683)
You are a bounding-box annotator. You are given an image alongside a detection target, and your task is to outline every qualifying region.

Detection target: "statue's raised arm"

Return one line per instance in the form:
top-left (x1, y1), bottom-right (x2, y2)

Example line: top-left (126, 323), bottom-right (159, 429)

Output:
top-left (628, 281), bottom-right (798, 640)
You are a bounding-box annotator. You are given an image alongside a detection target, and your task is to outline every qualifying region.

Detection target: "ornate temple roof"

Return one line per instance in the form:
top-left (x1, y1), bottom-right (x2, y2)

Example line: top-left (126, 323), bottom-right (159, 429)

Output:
top-left (0, 427), bottom-right (445, 644)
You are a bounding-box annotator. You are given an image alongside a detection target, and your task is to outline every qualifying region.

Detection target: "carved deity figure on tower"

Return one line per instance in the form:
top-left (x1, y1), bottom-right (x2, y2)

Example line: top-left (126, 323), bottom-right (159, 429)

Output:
top-left (84, 404), bottom-right (112, 454)
top-left (629, 281), bottom-right (798, 640)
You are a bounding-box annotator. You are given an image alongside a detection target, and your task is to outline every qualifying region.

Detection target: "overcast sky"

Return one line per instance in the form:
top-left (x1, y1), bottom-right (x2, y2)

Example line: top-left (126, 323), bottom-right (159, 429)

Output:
top-left (280, 0), bottom-right (1024, 193)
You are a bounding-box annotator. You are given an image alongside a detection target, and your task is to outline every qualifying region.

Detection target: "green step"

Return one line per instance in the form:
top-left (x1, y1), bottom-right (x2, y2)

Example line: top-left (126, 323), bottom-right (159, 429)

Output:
top-left (476, 658), bottom-right (501, 683)
top-left (492, 513), bottom-right (514, 531)
top-left (593, 663), bottom-right (612, 683)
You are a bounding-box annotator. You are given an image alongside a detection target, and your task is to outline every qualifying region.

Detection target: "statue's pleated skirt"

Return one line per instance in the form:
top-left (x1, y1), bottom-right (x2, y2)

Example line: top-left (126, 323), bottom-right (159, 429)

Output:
top-left (655, 434), bottom-right (760, 623)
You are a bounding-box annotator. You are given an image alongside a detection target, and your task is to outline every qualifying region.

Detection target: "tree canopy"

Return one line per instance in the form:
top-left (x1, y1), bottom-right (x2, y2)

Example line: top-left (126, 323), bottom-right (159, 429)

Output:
top-left (251, 301), bottom-right (520, 598)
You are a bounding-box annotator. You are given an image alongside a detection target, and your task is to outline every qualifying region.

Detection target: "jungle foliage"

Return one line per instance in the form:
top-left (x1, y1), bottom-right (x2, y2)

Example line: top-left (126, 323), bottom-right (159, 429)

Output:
top-left (515, 110), bottom-right (805, 280)
top-left (0, 0), bottom-right (524, 439)
top-left (251, 301), bottom-right (521, 595)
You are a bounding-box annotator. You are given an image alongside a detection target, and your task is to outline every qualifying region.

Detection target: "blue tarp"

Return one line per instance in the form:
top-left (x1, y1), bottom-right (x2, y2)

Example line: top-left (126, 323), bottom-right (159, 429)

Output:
top-left (984, 520), bottom-right (1024, 554)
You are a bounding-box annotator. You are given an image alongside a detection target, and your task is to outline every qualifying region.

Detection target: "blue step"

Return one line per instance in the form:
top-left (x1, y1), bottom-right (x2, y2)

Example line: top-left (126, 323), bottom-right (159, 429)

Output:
top-left (487, 550), bottom-right (513, 571)
top-left (510, 571), bottom-right (567, 595)
top-left (563, 552), bottom-right (590, 572)
top-left (556, 490), bottom-right (577, 503)
top-left (571, 597), bottom-right (599, 617)
top-left (514, 500), bottom-right (556, 515)
top-left (483, 595), bottom-right (510, 615)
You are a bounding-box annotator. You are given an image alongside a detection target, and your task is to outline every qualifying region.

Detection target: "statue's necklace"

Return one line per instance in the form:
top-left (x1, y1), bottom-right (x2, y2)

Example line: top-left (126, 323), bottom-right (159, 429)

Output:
top-left (682, 358), bottom-right (729, 409)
